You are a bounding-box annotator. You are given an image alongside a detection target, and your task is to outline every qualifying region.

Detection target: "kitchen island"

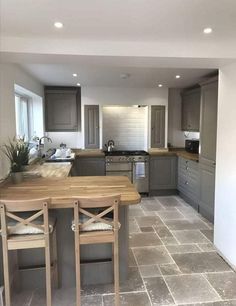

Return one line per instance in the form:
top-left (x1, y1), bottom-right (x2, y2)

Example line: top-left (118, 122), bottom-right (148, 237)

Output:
top-left (0, 171), bottom-right (140, 289)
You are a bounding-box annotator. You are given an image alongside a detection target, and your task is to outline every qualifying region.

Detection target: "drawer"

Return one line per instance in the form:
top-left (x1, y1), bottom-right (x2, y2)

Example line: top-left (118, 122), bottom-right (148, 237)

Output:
top-left (179, 157), bottom-right (199, 171)
top-left (178, 176), bottom-right (199, 197)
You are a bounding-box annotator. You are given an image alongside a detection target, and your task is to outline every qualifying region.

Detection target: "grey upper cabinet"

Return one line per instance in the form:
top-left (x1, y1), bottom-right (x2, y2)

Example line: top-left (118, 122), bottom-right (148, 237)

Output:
top-left (181, 88), bottom-right (200, 131)
top-left (45, 86), bottom-right (80, 132)
top-left (84, 105), bottom-right (100, 149)
top-left (150, 155), bottom-right (177, 191)
top-left (199, 78), bottom-right (218, 166)
top-left (151, 106), bottom-right (165, 148)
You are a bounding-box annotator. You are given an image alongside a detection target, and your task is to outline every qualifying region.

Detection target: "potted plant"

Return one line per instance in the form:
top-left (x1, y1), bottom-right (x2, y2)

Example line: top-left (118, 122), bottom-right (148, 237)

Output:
top-left (1, 137), bottom-right (30, 183)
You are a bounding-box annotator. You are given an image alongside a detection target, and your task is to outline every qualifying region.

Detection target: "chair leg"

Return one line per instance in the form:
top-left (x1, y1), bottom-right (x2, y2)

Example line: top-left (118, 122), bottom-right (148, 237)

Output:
top-left (52, 229), bottom-right (59, 288)
top-left (2, 239), bottom-right (11, 306)
top-left (113, 236), bottom-right (120, 306)
top-left (74, 229), bottom-right (81, 306)
top-left (45, 236), bottom-right (52, 306)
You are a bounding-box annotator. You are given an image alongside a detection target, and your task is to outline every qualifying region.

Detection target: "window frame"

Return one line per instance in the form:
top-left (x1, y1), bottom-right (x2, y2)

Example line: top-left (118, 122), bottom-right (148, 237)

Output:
top-left (15, 93), bottom-right (32, 141)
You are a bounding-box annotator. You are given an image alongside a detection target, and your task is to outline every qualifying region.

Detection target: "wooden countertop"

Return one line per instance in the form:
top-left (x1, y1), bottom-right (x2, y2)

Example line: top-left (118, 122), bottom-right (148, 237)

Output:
top-left (148, 149), bottom-right (199, 162)
top-left (0, 176), bottom-right (141, 208)
top-left (72, 149), bottom-right (105, 157)
top-left (23, 162), bottom-right (72, 178)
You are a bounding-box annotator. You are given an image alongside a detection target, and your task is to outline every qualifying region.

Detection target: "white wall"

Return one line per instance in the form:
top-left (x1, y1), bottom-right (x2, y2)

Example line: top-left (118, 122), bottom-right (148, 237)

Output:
top-left (0, 63), bottom-right (44, 179)
top-left (214, 61), bottom-right (236, 270)
top-left (168, 88), bottom-right (199, 147)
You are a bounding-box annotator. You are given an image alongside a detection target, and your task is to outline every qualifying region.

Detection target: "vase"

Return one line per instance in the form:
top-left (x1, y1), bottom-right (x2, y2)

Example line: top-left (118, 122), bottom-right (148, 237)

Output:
top-left (11, 172), bottom-right (23, 184)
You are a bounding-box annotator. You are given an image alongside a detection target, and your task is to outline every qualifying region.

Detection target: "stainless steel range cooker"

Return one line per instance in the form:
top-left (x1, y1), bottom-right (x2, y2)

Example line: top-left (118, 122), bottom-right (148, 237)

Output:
top-left (105, 150), bottom-right (149, 194)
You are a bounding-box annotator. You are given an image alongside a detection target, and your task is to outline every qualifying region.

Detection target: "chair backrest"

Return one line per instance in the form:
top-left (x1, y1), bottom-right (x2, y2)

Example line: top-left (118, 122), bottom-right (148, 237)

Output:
top-left (0, 198), bottom-right (51, 237)
top-left (73, 195), bottom-right (120, 232)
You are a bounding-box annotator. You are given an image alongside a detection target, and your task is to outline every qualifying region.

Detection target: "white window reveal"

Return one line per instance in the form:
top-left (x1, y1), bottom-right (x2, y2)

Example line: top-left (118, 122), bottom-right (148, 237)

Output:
top-left (14, 84), bottom-right (44, 141)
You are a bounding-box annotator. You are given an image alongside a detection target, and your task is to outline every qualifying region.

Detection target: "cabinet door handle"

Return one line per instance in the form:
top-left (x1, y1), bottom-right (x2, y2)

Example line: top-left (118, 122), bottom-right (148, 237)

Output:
top-left (213, 162), bottom-right (216, 166)
top-left (186, 166), bottom-right (189, 170)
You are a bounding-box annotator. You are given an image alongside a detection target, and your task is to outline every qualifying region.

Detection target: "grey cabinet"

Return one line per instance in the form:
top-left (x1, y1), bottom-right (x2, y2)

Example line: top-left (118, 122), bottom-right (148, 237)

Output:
top-left (178, 157), bottom-right (199, 210)
top-left (151, 106), bottom-right (165, 148)
top-left (45, 86), bottom-right (80, 132)
top-left (198, 77), bottom-right (218, 222)
top-left (198, 163), bottom-right (215, 223)
top-left (181, 88), bottom-right (200, 131)
top-left (84, 105), bottom-right (100, 149)
top-left (72, 157), bottom-right (105, 176)
top-left (150, 155), bottom-right (177, 193)
top-left (199, 78), bottom-right (218, 166)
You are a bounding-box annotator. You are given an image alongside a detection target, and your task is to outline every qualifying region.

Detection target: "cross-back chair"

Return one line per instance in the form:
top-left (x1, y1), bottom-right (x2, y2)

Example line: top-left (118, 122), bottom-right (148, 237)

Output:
top-left (72, 195), bottom-right (121, 306)
top-left (0, 198), bottom-right (58, 306)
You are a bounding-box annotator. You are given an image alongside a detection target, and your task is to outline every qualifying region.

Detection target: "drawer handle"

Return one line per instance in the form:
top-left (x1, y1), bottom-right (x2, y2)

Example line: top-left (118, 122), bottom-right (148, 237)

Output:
top-left (185, 181), bottom-right (189, 185)
top-left (186, 166), bottom-right (189, 170)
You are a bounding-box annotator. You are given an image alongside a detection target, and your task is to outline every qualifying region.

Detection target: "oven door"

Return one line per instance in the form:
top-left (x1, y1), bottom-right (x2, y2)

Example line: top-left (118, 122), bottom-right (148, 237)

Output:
top-left (106, 170), bottom-right (132, 182)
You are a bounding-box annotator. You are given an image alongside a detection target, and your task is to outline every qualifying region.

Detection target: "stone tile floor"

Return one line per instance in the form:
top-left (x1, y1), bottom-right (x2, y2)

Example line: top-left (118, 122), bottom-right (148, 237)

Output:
top-left (10, 196), bottom-right (236, 306)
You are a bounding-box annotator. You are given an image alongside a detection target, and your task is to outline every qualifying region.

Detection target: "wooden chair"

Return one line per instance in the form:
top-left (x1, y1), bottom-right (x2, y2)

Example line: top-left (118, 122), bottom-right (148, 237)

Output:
top-left (0, 198), bottom-right (58, 306)
top-left (72, 195), bottom-right (121, 306)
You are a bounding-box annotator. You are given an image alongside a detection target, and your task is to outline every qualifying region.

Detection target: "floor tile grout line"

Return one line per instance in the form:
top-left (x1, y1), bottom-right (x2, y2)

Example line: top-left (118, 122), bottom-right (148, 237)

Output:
top-left (201, 273), bottom-right (223, 302)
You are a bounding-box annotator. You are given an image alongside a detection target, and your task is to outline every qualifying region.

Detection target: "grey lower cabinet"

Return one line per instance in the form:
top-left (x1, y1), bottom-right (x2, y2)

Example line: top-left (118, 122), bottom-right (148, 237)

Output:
top-left (198, 163), bottom-right (215, 223)
top-left (84, 105), bottom-right (100, 149)
top-left (178, 157), bottom-right (199, 210)
top-left (45, 86), bottom-right (81, 131)
top-left (71, 157), bottom-right (105, 176)
top-left (151, 106), bottom-right (165, 148)
top-left (181, 88), bottom-right (200, 131)
top-left (149, 155), bottom-right (177, 195)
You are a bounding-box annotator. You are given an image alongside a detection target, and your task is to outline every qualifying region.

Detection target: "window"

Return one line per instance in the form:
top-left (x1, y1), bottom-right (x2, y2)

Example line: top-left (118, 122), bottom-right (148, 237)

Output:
top-left (14, 84), bottom-right (44, 142)
top-left (15, 94), bottom-right (30, 140)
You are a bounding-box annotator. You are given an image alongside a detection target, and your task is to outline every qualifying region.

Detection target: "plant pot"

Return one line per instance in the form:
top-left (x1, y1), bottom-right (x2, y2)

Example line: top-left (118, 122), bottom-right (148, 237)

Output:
top-left (11, 172), bottom-right (23, 184)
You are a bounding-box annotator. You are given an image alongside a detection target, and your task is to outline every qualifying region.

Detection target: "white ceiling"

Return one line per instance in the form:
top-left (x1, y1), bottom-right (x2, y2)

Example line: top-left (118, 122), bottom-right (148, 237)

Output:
top-left (21, 63), bottom-right (215, 88)
top-left (1, 0), bottom-right (235, 87)
top-left (1, 0), bottom-right (236, 42)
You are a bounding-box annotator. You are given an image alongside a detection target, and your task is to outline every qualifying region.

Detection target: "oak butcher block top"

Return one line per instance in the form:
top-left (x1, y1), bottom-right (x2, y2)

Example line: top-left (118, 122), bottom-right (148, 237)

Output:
top-left (23, 162), bottom-right (72, 178)
top-left (0, 176), bottom-right (141, 208)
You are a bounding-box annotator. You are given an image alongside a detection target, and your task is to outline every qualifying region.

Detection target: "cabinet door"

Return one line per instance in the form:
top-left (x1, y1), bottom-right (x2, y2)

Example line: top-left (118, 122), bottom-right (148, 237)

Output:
top-left (150, 156), bottom-right (177, 190)
top-left (84, 105), bottom-right (100, 149)
top-left (151, 106), bottom-right (165, 148)
top-left (74, 157), bottom-right (105, 176)
top-left (45, 88), bottom-right (79, 131)
top-left (199, 163), bottom-right (215, 223)
top-left (200, 80), bottom-right (218, 165)
top-left (181, 88), bottom-right (200, 131)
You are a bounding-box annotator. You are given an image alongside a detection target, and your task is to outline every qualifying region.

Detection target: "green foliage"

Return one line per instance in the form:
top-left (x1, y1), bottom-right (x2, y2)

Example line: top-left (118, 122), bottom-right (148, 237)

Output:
top-left (1, 137), bottom-right (30, 173)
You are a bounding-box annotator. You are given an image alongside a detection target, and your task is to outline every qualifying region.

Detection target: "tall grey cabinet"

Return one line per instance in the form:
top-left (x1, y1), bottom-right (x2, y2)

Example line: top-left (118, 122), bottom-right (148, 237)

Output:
top-left (45, 86), bottom-right (80, 131)
top-left (199, 77), bottom-right (218, 223)
top-left (151, 106), bottom-right (165, 148)
top-left (84, 105), bottom-right (100, 149)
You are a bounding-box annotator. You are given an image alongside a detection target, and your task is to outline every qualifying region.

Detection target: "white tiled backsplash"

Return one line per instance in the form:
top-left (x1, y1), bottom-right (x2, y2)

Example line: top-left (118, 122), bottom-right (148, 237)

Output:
top-left (102, 106), bottom-right (148, 150)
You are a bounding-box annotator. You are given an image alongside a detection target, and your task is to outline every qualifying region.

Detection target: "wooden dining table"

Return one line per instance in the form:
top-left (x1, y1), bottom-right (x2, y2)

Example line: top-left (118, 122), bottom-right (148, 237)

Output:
top-left (0, 175), bottom-right (141, 287)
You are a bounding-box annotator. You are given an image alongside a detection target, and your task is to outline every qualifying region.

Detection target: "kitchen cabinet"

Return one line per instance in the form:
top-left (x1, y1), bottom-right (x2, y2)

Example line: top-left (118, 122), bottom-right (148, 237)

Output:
top-left (45, 86), bottom-right (81, 132)
top-left (198, 77), bottom-right (218, 223)
top-left (151, 106), bottom-right (165, 148)
top-left (150, 155), bottom-right (177, 194)
top-left (84, 105), bottom-right (100, 149)
top-left (178, 157), bottom-right (199, 210)
top-left (181, 87), bottom-right (200, 131)
top-left (72, 157), bottom-right (105, 176)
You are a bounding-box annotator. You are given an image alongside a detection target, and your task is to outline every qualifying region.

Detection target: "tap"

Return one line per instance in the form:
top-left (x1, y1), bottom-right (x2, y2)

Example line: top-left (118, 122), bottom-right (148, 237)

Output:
top-left (38, 136), bottom-right (52, 157)
top-left (39, 136), bottom-right (52, 146)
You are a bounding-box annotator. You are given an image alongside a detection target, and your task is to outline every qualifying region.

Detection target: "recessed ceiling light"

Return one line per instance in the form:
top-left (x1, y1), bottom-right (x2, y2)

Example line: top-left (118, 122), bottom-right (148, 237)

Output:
top-left (175, 75), bottom-right (181, 79)
top-left (120, 73), bottom-right (130, 79)
top-left (76, 83), bottom-right (81, 86)
top-left (54, 22), bottom-right (63, 29)
top-left (203, 27), bottom-right (213, 34)
top-left (72, 73), bottom-right (77, 77)
top-left (158, 84), bottom-right (163, 87)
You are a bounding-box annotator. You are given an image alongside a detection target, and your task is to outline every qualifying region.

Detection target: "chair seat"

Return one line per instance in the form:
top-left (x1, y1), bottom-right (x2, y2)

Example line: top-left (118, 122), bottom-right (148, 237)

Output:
top-left (7, 216), bottom-right (56, 236)
top-left (80, 230), bottom-right (115, 244)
